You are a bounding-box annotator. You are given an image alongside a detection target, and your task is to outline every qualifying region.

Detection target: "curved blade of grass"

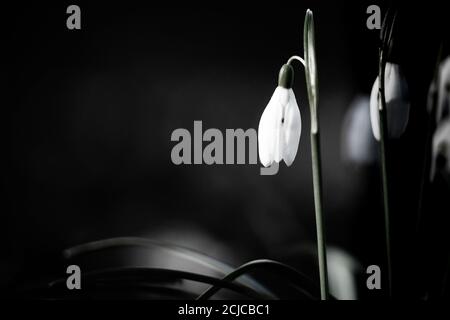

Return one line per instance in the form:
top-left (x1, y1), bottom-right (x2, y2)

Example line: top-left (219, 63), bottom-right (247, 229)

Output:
top-left (196, 259), bottom-right (318, 300)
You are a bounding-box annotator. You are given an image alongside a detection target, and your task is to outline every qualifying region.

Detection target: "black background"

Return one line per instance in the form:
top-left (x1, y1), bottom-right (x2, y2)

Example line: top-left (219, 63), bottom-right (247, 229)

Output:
top-left (4, 1), bottom-right (449, 299)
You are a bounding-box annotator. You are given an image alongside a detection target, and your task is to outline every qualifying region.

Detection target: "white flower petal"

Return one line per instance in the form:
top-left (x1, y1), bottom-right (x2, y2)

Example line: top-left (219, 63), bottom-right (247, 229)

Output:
top-left (282, 89), bottom-right (302, 166)
top-left (258, 87), bottom-right (284, 167)
top-left (369, 63), bottom-right (410, 141)
top-left (341, 96), bottom-right (377, 165)
top-left (369, 78), bottom-right (381, 140)
top-left (258, 87), bottom-right (301, 167)
top-left (431, 118), bottom-right (450, 180)
top-left (437, 57), bottom-right (450, 124)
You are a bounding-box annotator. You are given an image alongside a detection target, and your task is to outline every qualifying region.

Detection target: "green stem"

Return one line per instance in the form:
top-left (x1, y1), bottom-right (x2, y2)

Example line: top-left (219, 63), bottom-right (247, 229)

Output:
top-left (311, 130), bottom-right (329, 300)
top-left (302, 9), bottom-right (328, 300)
top-left (378, 106), bottom-right (393, 298)
top-left (378, 59), bottom-right (393, 298)
top-left (377, 8), bottom-right (397, 298)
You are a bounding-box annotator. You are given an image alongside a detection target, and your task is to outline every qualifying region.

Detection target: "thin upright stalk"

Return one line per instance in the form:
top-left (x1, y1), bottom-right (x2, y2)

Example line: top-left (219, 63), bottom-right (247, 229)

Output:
top-left (311, 130), bottom-right (328, 300)
top-left (377, 9), bottom-right (396, 299)
top-left (302, 9), bottom-right (329, 300)
top-left (378, 94), bottom-right (393, 298)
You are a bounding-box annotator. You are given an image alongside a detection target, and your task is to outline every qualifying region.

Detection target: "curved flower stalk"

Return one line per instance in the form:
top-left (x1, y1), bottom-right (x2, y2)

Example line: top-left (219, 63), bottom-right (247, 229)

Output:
top-left (370, 62), bottom-right (410, 140)
top-left (258, 9), bottom-right (329, 300)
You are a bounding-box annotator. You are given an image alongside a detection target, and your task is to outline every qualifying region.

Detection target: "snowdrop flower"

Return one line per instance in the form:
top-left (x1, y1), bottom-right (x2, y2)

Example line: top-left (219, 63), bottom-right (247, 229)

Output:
top-left (427, 57), bottom-right (450, 126)
top-left (258, 64), bottom-right (302, 167)
top-left (436, 57), bottom-right (450, 124)
top-left (257, 9), bottom-right (328, 300)
top-left (327, 248), bottom-right (361, 300)
top-left (431, 118), bottom-right (450, 180)
top-left (341, 96), bottom-right (378, 165)
top-left (369, 62), bottom-right (410, 140)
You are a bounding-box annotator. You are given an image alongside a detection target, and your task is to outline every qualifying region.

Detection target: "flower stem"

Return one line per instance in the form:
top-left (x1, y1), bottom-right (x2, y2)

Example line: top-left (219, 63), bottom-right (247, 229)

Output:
top-left (303, 9), bottom-right (329, 300)
top-left (310, 129), bottom-right (329, 300)
top-left (378, 8), bottom-right (396, 299)
top-left (378, 99), bottom-right (393, 298)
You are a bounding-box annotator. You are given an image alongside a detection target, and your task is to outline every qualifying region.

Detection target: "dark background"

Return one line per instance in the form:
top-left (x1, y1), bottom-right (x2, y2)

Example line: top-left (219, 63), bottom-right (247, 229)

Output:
top-left (4, 1), bottom-right (449, 299)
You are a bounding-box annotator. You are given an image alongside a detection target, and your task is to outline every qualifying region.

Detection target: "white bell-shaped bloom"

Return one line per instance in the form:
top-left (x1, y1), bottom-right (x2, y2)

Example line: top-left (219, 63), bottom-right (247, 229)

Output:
top-left (369, 62), bottom-right (410, 141)
top-left (327, 248), bottom-right (361, 300)
top-left (436, 57), bottom-right (450, 124)
top-left (341, 96), bottom-right (378, 165)
top-left (431, 118), bottom-right (450, 180)
top-left (258, 86), bottom-right (302, 167)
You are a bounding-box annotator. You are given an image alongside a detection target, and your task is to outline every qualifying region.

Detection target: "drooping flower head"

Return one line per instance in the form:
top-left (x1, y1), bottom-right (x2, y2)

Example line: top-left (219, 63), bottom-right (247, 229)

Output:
top-left (258, 64), bottom-right (302, 167)
top-left (431, 117), bottom-right (450, 181)
top-left (369, 62), bottom-right (410, 140)
top-left (436, 57), bottom-right (450, 124)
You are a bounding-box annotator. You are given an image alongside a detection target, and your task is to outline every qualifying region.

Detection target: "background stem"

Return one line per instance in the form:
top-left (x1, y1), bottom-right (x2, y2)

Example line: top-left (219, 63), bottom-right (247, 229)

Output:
top-left (379, 106), bottom-right (393, 298)
top-left (311, 130), bottom-right (329, 300)
top-left (378, 63), bottom-right (393, 298)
